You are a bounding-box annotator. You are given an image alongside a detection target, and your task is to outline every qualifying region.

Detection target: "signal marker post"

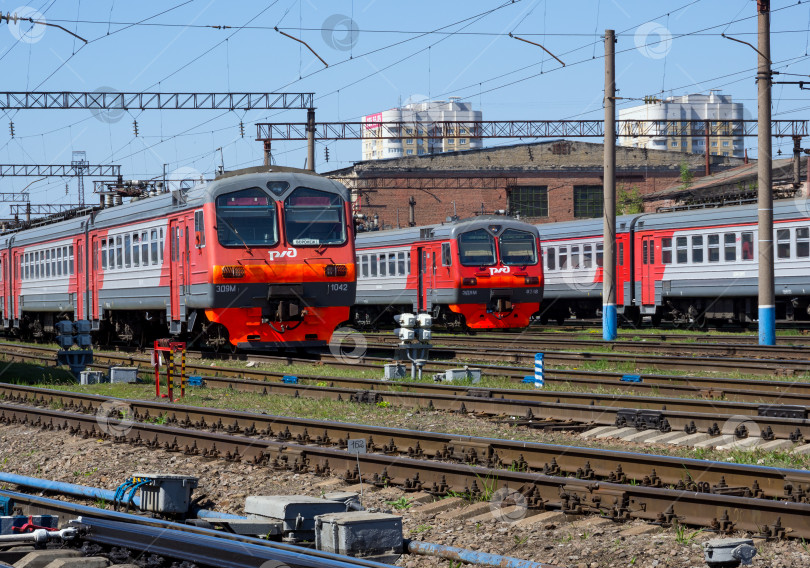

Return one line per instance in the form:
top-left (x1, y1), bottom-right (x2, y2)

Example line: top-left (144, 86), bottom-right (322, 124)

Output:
top-left (534, 353), bottom-right (544, 388)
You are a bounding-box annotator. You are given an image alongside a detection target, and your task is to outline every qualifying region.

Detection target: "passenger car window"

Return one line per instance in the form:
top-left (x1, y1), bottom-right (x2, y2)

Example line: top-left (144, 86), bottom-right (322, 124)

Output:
top-left (741, 232), bottom-right (754, 261)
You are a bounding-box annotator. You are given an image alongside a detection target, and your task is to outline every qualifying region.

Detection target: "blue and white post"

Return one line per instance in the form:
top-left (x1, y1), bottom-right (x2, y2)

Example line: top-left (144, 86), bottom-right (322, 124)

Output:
top-left (534, 353), bottom-right (544, 389)
top-left (757, 4), bottom-right (775, 346)
top-left (602, 29), bottom-right (618, 341)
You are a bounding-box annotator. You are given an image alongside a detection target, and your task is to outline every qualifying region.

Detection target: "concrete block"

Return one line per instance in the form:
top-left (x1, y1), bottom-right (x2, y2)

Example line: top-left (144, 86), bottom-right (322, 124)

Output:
top-left (110, 366), bottom-right (138, 384)
top-left (313, 479), bottom-right (344, 490)
top-left (514, 510), bottom-right (566, 528)
top-left (693, 435), bottom-right (734, 449)
top-left (342, 483), bottom-right (376, 494)
top-left (411, 497), bottom-right (465, 516)
top-left (43, 557), bottom-right (109, 568)
top-left (622, 430), bottom-right (667, 443)
top-left (667, 433), bottom-right (712, 446)
top-left (615, 428), bottom-right (653, 440)
top-left (466, 505), bottom-right (526, 525)
top-left (579, 426), bottom-right (615, 439)
top-left (315, 512), bottom-right (403, 558)
top-left (793, 443), bottom-right (810, 455)
top-left (595, 427), bottom-right (636, 439)
top-left (245, 495), bottom-right (345, 532)
top-left (716, 437), bottom-right (762, 451)
top-left (645, 431), bottom-right (687, 444)
top-left (757, 439), bottom-right (794, 452)
top-left (620, 524), bottom-right (661, 537)
top-left (436, 501), bottom-right (492, 521)
top-left (407, 492), bottom-right (435, 505)
top-left (14, 550), bottom-right (82, 568)
top-left (216, 518), bottom-right (283, 536)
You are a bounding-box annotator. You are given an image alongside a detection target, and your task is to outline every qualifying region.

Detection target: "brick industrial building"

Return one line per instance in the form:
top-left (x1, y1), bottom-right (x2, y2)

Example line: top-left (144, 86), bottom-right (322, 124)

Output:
top-left (325, 140), bottom-right (748, 228)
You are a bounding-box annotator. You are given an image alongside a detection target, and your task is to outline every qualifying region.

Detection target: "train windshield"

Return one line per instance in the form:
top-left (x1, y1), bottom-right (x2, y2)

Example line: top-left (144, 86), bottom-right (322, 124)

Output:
top-left (215, 187), bottom-right (278, 247)
top-left (458, 229), bottom-right (496, 266)
top-left (284, 187), bottom-right (346, 246)
top-left (499, 229), bottom-right (538, 265)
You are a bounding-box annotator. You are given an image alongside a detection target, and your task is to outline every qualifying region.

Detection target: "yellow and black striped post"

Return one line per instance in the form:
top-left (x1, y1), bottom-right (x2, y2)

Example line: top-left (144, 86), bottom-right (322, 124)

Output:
top-left (167, 350), bottom-right (175, 401)
top-left (180, 346), bottom-right (187, 398)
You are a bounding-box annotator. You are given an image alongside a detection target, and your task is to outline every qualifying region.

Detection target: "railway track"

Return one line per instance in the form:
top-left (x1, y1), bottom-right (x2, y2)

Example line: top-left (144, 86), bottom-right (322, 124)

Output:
top-left (4, 343), bottom-right (810, 439)
top-left (0, 382), bottom-right (806, 500)
top-left (362, 337), bottom-right (810, 375)
top-left (0, 396), bottom-right (807, 540)
top-left (507, 330), bottom-right (810, 345)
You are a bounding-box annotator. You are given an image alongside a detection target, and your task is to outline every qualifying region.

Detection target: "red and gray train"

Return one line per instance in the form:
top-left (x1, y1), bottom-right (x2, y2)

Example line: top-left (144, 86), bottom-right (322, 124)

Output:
top-left (538, 200), bottom-right (810, 327)
top-left (353, 216), bottom-right (544, 329)
top-left (0, 166), bottom-right (355, 349)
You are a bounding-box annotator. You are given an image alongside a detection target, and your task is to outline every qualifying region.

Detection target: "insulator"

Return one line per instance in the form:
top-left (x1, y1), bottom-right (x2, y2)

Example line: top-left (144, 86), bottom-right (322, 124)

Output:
top-left (8, 121), bottom-right (14, 137)
top-left (133, 120), bottom-right (139, 137)
top-left (239, 121), bottom-right (245, 137)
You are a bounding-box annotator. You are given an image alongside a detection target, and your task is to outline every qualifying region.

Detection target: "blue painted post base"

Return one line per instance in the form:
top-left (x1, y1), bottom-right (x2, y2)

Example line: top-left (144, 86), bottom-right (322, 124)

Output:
top-left (603, 304), bottom-right (617, 341)
top-left (759, 305), bottom-right (775, 346)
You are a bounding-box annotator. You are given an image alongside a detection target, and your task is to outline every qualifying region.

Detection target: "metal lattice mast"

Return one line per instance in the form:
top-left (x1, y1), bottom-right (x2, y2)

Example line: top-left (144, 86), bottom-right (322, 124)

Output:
top-left (71, 151), bottom-right (89, 207)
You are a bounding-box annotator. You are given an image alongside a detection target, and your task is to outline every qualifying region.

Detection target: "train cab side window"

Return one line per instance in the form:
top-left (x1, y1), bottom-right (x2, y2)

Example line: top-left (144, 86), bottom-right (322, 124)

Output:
top-left (797, 228), bottom-right (809, 258)
top-left (159, 228), bottom-right (164, 263)
top-left (724, 233), bottom-right (736, 262)
top-left (441, 242), bottom-right (452, 267)
top-left (124, 235), bottom-right (132, 268)
top-left (547, 248), bottom-right (556, 271)
top-left (692, 235), bottom-right (703, 263)
top-left (407, 252), bottom-right (412, 274)
top-left (101, 240), bottom-right (107, 269)
top-left (398, 252), bottom-right (406, 275)
top-left (642, 241), bottom-right (648, 265)
top-left (583, 244), bottom-right (592, 269)
top-left (741, 232), bottom-right (754, 261)
top-left (151, 230), bottom-right (158, 265)
top-left (596, 243), bottom-right (603, 267)
top-left (708, 234), bottom-right (720, 262)
top-left (570, 245), bottom-right (580, 269)
top-left (776, 228), bottom-right (791, 259)
top-left (676, 237), bottom-right (688, 264)
top-left (194, 210), bottom-right (206, 248)
top-left (661, 238), bottom-right (672, 264)
top-left (133, 234), bottom-right (140, 267)
top-left (559, 246), bottom-right (568, 269)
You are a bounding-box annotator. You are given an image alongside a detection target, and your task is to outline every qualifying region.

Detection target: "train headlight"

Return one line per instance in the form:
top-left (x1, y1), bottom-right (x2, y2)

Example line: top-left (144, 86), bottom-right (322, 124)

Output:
top-left (524, 276), bottom-right (540, 285)
top-left (325, 264), bottom-right (348, 277)
top-left (462, 277), bottom-right (477, 286)
top-left (222, 266), bottom-right (246, 278)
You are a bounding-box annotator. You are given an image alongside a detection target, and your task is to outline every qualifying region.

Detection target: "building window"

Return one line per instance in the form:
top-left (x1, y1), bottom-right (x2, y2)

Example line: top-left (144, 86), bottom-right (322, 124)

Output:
top-left (448, 139), bottom-right (454, 145)
top-left (711, 141), bottom-right (718, 147)
top-left (573, 185), bottom-right (603, 219)
top-left (407, 139), bottom-right (414, 145)
top-left (406, 149), bottom-right (413, 155)
top-left (510, 186), bottom-right (548, 217)
top-left (459, 139), bottom-right (467, 145)
top-left (406, 128), bottom-right (413, 134)
top-left (671, 141), bottom-right (679, 147)
top-left (722, 141), bottom-right (729, 147)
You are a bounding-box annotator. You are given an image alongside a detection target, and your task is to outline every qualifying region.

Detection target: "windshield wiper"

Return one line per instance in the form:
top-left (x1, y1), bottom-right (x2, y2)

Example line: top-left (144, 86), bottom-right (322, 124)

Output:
top-left (217, 215), bottom-right (252, 255)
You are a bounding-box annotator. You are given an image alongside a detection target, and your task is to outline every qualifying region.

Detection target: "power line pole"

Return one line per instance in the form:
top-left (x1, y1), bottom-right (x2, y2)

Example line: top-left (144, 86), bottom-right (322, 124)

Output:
top-left (757, 1), bottom-right (774, 345)
top-left (603, 29), bottom-right (617, 341)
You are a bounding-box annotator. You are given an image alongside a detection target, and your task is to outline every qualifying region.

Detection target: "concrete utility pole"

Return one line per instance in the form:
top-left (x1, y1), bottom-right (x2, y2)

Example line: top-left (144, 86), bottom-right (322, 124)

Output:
top-left (757, 1), bottom-right (775, 345)
top-left (306, 108), bottom-right (316, 172)
top-left (603, 29), bottom-right (617, 341)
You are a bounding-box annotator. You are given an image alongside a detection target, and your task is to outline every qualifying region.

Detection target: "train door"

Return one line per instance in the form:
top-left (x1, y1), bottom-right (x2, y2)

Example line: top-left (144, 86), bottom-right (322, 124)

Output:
top-left (89, 236), bottom-right (100, 322)
top-left (641, 235), bottom-right (656, 306)
top-left (1, 249), bottom-right (8, 325)
top-left (169, 218), bottom-right (185, 326)
top-left (418, 248), bottom-right (436, 313)
top-left (75, 240), bottom-right (85, 320)
top-left (12, 250), bottom-right (21, 324)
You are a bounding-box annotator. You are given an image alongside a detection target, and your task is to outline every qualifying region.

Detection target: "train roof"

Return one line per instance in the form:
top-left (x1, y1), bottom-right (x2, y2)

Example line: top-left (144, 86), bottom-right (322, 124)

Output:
top-left (0, 167), bottom-right (349, 247)
top-left (536, 214), bottom-right (642, 241)
top-left (634, 199), bottom-right (809, 231)
top-left (356, 215), bottom-right (540, 248)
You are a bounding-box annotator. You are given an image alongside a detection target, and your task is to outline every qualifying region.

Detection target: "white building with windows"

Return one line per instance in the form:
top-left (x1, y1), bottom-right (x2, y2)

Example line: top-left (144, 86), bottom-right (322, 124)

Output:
top-left (618, 92), bottom-right (745, 158)
top-left (361, 98), bottom-right (483, 161)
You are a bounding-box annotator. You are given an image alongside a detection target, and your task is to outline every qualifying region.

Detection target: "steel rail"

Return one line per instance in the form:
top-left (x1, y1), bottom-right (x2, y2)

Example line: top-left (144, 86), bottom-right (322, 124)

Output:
top-left (0, 402), bottom-right (805, 540)
top-left (365, 334), bottom-right (810, 361)
top-left (0, 383), bottom-right (806, 500)
top-left (499, 331), bottom-right (810, 345)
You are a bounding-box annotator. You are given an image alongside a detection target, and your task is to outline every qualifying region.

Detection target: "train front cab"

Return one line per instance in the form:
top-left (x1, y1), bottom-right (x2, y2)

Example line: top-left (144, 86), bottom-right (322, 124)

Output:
top-left (441, 221), bottom-right (543, 329)
top-left (203, 171), bottom-right (355, 349)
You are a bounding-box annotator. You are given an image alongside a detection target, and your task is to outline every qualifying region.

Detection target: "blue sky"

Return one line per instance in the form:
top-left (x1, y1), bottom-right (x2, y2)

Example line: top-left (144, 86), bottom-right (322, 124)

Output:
top-left (0, 0), bottom-right (808, 214)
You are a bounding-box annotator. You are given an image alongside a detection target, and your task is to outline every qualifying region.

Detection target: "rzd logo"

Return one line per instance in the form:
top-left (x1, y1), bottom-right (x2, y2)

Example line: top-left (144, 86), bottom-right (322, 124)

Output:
top-left (269, 248), bottom-right (298, 261)
top-left (489, 266), bottom-right (510, 275)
